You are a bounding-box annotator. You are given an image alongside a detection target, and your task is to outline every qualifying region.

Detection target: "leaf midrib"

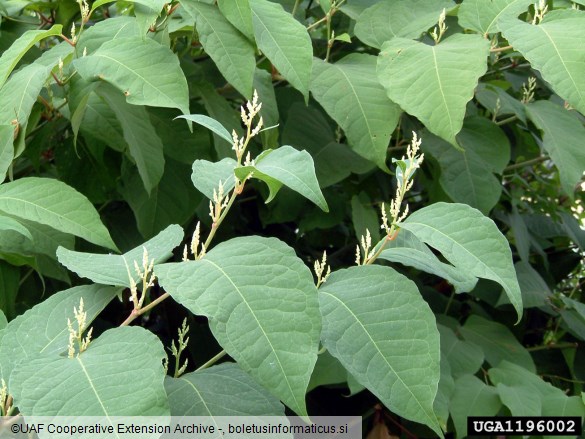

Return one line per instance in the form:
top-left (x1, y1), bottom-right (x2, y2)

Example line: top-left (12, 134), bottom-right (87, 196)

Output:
top-left (320, 290), bottom-right (438, 429)
top-left (201, 258), bottom-right (302, 412)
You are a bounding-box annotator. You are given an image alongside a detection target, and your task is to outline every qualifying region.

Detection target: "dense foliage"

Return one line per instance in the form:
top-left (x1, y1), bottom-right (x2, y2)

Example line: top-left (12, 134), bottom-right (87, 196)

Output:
top-left (0, 0), bottom-right (584, 437)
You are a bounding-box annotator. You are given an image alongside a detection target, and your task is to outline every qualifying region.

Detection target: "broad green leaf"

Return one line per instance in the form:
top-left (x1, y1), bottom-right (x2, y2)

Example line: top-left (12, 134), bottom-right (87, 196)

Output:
top-left (98, 85), bottom-right (165, 194)
top-left (235, 145), bottom-right (329, 212)
top-left (311, 54), bottom-right (400, 169)
top-left (449, 375), bottom-right (502, 438)
top-left (475, 83), bottom-right (527, 123)
top-left (458, 0), bottom-right (533, 35)
top-left (17, 219), bottom-right (75, 258)
top-left (422, 118), bottom-right (510, 213)
top-left (0, 177), bottom-right (117, 250)
top-left (0, 25), bottom-right (62, 88)
top-left (76, 90), bottom-right (127, 151)
top-left (165, 363), bottom-right (285, 416)
top-left (10, 326), bottom-right (169, 416)
top-left (542, 395), bottom-right (585, 435)
top-left (460, 315), bottom-right (535, 371)
top-left (254, 68), bottom-right (279, 147)
top-left (0, 63), bottom-right (51, 128)
top-left (196, 83), bottom-right (243, 158)
top-left (56, 224), bottom-right (183, 287)
top-left (0, 216), bottom-right (32, 241)
top-left (0, 310), bottom-right (6, 330)
top-left (319, 265), bottom-right (442, 436)
top-left (177, 114), bottom-right (233, 144)
top-left (497, 261), bottom-right (551, 309)
top-left (351, 193), bottom-right (380, 243)
top-left (378, 35), bottom-right (490, 146)
top-left (249, 0), bottom-right (312, 98)
top-left (354, 0), bottom-right (454, 49)
top-left (218, 0), bottom-right (254, 41)
top-left (74, 37), bottom-right (190, 114)
top-left (156, 236), bottom-right (321, 417)
top-left (308, 351), bottom-right (348, 391)
top-left (526, 100), bottom-right (585, 198)
top-left (192, 157), bottom-right (237, 200)
top-left (499, 10), bottom-right (585, 115)
top-left (76, 17), bottom-right (142, 55)
top-left (496, 383), bottom-right (541, 416)
top-left (0, 260), bottom-right (19, 320)
top-left (90, 0), bottom-right (166, 16)
top-left (400, 202), bottom-right (523, 319)
top-left (437, 324), bottom-right (483, 379)
top-left (0, 125), bottom-right (13, 183)
top-left (120, 159), bottom-right (201, 239)
top-left (434, 353), bottom-right (454, 431)
top-left (489, 361), bottom-right (565, 399)
top-left (0, 284), bottom-right (119, 383)
top-left (379, 229), bottom-right (478, 294)
top-left (282, 103), bottom-right (373, 186)
top-left (181, 1), bottom-right (255, 97)
top-left (339, 0), bottom-right (377, 19)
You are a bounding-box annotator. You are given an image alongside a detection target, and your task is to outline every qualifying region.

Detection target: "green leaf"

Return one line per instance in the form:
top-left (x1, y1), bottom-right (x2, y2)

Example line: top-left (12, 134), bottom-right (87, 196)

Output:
top-left (254, 68), bottom-right (280, 147)
top-left (0, 260), bottom-right (19, 320)
top-left (0, 63), bottom-right (51, 130)
top-left (282, 103), bottom-right (373, 187)
top-left (166, 363), bottom-right (285, 416)
top-left (489, 360), bottom-right (565, 399)
top-left (319, 265), bottom-right (442, 436)
top-left (434, 353), bottom-right (454, 431)
top-left (0, 125), bottom-right (14, 183)
top-left (526, 100), bottom-right (585, 198)
top-left (76, 17), bottom-right (141, 55)
top-left (504, 261), bottom-right (551, 308)
top-left (475, 83), bottom-right (527, 123)
top-left (379, 229), bottom-right (478, 293)
top-left (0, 177), bottom-right (117, 250)
top-left (10, 326), bottom-right (169, 416)
top-left (437, 324), bottom-right (484, 379)
top-left (500, 10), bottom-right (585, 115)
top-left (0, 310), bottom-right (6, 331)
top-left (156, 236), bottom-right (321, 417)
top-left (354, 0), bottom-right (454, 49)
top-left (192, 157), bottom-right (237, 200)
top-left (400, 202), bottom-right (523, 319)
top-left (98, 85), bottom-right (165, 194)
top-left (177, 114), bottom-right (233, 144)
top-left (234, 145), bottom-right (329, 212)
top-left (120, 159), bottom-right (201, 239)
top-left (460, 315), bottom-right (535, 371)
top-left (0, 25), bottom-right (62, 89)
top-left (351, 193), bottom-right (380, 243)
top-left (449, 375), bottom-right (502, 438)
top-left (458, 0), bottom-right (533, 35)
top-left (496, 383), bottom-right (541, 416)
top-left (57, 224), bottom-right (183, 287)
top-left (377, 35), bottom-right (490, 146)
top-left (249, 0), bottom-right (312, 99)
top-left (218, 0), bottom-right (254, 41)
top-left (181, 1), bottom-right (255, 97)
top-left (422, 117), bottom-right (510, 213)
top-left (311, 54), bottom-right (400, 170)
top-left (0, 216), bottom-right (32, 241)
top-left (195, 83), bottom-right (243, 159)
top-left (74, 37), bottom-right (190, 114)
top-left (308, 350), bottom-right (348, 391)
top-left (0, 284), bottom-right (119, 383)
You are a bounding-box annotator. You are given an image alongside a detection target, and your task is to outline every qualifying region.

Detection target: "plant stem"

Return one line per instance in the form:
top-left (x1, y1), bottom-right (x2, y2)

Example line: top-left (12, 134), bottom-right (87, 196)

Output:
top-left (490, 44), bottom-right (513, 53)
top-left (292, 0), bottom-right (301, 16)
top-left (365, 231), bottom-right (398, 265)
top-left (495, 115), bottom-right (518, 125)
top-left (120, 292), bottom-right (170, 326)
top-left (196, 349), bottom-right (227, 371)
top-left (444, 290), bottom-right (456, 314)
top-left (526, 342), bottom-right (578, 352)
top-left (504, 156), bottom-right (548, 171)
